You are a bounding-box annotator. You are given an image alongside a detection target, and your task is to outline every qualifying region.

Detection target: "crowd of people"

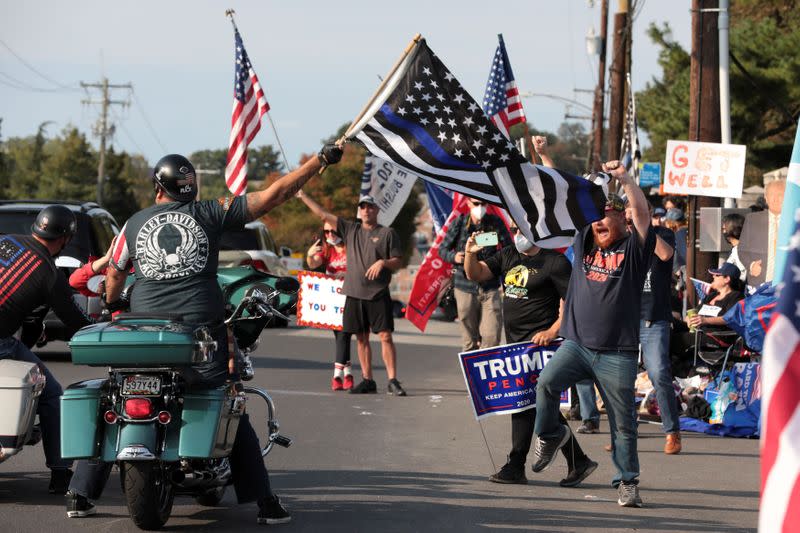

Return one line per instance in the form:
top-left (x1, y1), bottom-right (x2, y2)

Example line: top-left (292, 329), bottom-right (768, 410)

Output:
top-left (0, 131), bottom-right (780, 520)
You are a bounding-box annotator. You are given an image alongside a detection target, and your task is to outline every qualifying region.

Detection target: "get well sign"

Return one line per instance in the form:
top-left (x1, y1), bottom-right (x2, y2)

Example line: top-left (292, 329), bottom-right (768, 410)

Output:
top-left (663, 140), bottom-right (746, 198)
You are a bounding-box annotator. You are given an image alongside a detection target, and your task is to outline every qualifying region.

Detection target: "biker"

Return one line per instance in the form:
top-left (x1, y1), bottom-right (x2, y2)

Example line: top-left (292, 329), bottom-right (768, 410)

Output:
top-left (0, 205), bottom-right (93, 493)
top-left (67, 145), bottom-right (343, 524)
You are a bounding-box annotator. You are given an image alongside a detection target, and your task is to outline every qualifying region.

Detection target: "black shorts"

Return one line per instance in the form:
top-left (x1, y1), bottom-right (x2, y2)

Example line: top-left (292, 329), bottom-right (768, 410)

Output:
top-left (342, 293), bottom-right (394, 334)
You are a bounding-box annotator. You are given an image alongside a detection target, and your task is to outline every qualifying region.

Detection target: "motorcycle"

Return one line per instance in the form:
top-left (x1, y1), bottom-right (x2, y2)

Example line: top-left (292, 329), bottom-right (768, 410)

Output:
top-left (61, 267), bottom-right (299, 530)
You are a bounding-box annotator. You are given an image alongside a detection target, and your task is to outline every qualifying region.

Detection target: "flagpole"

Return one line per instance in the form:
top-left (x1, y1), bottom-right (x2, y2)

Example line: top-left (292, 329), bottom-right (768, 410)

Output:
top-left (342, 33), bottom-right (423, 141)
top-left (226, 9), bottom-right (294, 172)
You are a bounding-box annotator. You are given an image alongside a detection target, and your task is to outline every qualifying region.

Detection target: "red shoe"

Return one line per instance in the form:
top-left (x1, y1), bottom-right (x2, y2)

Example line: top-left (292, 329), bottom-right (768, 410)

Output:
top-left (331, 377), bottom-right (343, 391)
top-left (343, 375), bottom-right (354, 391)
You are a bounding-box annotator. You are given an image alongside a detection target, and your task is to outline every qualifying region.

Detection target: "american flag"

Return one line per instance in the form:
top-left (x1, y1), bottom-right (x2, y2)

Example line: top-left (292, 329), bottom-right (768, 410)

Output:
top-left (760, 135), bottom-right (800, 532)
top-left (482, 34), bottom-right (526, 140)
top-left (348, 38), bottom-right (607, 249)
top-left (225, 28), bottom-right (269, 196)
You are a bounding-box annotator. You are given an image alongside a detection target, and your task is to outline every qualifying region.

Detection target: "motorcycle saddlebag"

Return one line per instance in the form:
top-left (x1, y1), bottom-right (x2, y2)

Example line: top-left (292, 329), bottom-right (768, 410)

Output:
top-left (69, 319), bottom-right (211, 367)
top-left (0, 360), bottom-right (45, 461)
top-left (178, 388), bottom-right (243, 458)
top-left (60, 379), bottom-right (105, 458)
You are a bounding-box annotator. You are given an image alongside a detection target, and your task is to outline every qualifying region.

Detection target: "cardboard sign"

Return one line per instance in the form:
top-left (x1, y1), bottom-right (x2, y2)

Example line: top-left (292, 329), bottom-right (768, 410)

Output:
top-left (295, 271), bottom-right (346, 330)
top-left (458, 341), bottom-right (571, 420)
top-left (663, 140), bottom-right (746, 198)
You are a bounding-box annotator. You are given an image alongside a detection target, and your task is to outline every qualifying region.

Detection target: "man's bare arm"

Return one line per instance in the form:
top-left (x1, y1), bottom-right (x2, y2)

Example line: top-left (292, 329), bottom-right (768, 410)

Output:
top-left (654, 234), bottom-right (674, 262)
top-left (104, 267), bottom-right (128, 303)
top-left (604, 161), bottom-right (650, 244)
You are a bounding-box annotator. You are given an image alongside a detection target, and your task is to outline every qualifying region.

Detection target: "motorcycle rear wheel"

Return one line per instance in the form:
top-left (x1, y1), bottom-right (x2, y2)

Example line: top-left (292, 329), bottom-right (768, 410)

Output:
top-left (121, 461), bottom-right (175, 530)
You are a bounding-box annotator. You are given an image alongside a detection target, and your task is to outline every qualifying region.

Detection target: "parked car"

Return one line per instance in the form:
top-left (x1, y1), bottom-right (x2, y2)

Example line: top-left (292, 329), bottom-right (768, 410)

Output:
top-left (0, 200), bottom-right (120, 343)
top-left (218, 220), bottom-right (290, 277)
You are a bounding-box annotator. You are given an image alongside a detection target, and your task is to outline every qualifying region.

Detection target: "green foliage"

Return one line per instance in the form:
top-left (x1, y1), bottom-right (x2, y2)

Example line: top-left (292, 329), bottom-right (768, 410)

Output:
top-left (189, 145), bottom-right (283, 201)
top-left (103, 147), bottom-right (151, 222)
top-left (636, 6), bottom-right (800, 185)
top-left (508, 121), bottom-right (593, 175)
top-left (38, 126), bottom-right (96, 200)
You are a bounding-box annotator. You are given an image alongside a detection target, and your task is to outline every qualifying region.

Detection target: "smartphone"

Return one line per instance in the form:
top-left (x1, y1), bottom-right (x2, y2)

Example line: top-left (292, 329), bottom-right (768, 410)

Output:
top-left (474, 231), bottom-right (499, 247)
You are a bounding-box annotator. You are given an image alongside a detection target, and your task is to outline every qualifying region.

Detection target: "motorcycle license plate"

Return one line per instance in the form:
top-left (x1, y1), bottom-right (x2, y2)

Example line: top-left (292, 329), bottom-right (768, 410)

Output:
top-left (121, 375), bottom-right (162, 396)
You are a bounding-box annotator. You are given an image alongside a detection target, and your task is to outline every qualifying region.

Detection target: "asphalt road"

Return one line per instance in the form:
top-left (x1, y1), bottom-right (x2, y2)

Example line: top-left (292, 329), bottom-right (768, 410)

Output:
top-left (0, 319), bottom-right (759, 532)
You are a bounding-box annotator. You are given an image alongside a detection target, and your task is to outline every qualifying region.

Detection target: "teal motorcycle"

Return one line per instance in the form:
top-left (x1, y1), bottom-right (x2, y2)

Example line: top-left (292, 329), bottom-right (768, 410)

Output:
top-left (61, 267), bottom-right (298, 530)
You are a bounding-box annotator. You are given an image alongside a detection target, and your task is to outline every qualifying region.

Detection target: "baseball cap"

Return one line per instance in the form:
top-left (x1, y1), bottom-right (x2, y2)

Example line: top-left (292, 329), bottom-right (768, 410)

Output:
top-left (358, 194), bottom-right (377, 207)
top-left (653, 207), bottom-right (666, 218)
top-left (708, 263), bottom-right (740, 279)
top-left (604, 193), bottom-right (625, 213)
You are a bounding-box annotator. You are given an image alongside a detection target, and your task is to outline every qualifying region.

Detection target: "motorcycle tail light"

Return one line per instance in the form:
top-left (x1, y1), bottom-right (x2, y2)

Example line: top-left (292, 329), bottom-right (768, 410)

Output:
top-left (124, 398), bottom-right (152, 419)
top-left (103, 410), bottom-right (118, 424)
top-left (157, 411), bottom-right (172, 425)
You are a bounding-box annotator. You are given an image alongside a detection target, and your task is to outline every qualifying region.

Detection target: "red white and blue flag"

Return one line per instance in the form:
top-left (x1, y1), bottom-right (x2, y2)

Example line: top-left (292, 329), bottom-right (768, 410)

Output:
top-left (482, 34), bottom-right (526, 140)
top-left (225, 28), bottom-right (269, 197)
top-left (760, 203), bottom-right (800, 532)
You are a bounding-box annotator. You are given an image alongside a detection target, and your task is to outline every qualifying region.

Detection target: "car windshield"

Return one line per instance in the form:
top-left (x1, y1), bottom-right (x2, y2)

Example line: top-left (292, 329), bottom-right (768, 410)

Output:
top-left (0, 210), bottom-right (89, 260)
top-left (220, 229), bottom-right (259, 250)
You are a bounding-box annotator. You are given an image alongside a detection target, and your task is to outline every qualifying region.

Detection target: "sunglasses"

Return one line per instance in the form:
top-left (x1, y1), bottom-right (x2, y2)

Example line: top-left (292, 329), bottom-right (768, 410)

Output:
top-left (470, 201), bottom-right (487, 207)
top-left (323, 229), bottom-right (339, 235)
top-left (509, 226), bottom-right (520, 233)
top-left (358, 203), bottom-right (375, 210)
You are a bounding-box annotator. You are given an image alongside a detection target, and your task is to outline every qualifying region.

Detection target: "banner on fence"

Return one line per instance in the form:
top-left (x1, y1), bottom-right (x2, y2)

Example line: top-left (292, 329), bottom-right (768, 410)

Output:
top-left (295, 271), bottom-right (346, 330)
top-left (458, 341), bottom-right (570, 420)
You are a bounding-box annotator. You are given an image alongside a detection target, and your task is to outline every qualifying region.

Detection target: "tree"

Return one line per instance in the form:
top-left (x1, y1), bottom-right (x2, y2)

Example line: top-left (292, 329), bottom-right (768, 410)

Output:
top-left (0, 119), bottom-right (7, 197)
top-left (103, 147), bottom-right (151, 222)
top-left (636, 5), bottom-right (800, 185)
top-left (38, 126), bottom-right (96, 200)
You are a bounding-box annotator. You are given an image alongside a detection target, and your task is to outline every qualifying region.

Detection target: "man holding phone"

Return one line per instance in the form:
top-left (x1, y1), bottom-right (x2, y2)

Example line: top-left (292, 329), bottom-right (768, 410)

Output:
top-left (440, 197), bottom-right (512, 351)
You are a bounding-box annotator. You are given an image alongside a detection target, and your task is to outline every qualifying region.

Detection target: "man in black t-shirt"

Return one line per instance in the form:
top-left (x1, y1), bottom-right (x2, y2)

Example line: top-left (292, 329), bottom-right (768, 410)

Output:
top-left (67, 146), bottom-right (342, 524)
top-left (465, 226), bottom-right (597, 488)
top-left (0, 205), bottom-right (92, 494)
top-left (531, 161), bottom-right (655, 509)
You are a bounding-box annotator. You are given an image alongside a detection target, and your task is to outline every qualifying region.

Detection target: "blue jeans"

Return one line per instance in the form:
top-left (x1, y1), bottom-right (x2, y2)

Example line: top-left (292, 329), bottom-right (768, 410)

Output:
top-left (534, 339), bottom-right (639, 485)
top-left (640, 320), bottom-right (680, 434)
top-left (0, 337), bottom-right (72, 470)
top-left (576, 380), bottom-right (599, 424)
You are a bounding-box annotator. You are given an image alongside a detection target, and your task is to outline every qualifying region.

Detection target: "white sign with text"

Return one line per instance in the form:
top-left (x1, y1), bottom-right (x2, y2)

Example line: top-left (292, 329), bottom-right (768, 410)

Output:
top-left (663, 140), bottom-right (746, 198)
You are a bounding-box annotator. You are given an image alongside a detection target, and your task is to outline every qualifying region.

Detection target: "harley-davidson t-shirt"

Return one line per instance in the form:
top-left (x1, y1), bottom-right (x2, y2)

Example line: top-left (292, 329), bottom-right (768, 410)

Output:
top-left (111, 196), bottom-right (249, 325)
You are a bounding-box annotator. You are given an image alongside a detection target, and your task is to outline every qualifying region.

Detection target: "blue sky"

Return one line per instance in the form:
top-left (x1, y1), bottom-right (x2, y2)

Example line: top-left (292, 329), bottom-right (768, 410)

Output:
top-left (1, 0), bottom-right (691, 171)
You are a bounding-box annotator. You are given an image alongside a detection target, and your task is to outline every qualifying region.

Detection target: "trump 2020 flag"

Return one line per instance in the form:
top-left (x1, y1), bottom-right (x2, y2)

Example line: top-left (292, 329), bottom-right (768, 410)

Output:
top-left (358, 155), bottom-right (417, 226)
top-left (760, 204), bottom-right (800, 532)
top-left (773, 117), bottom-right (800, 283)
top-left (225, 28), bottom-right (269, 196)
top-left (482, 34), bottom-right (526, 140)
top-left (344, 36), bottom-right (607, 249)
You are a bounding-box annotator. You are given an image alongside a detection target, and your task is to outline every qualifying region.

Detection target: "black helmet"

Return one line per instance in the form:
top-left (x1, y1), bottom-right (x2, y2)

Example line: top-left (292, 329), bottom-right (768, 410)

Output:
top-left (31, 205), bottom-right (77, 240)
top-left (152, 154), bottom-right (198, 202)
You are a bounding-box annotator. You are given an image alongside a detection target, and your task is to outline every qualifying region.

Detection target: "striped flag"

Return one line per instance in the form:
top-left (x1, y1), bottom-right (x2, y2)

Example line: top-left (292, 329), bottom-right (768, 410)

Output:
top-left (225, 28), bottom-right (269, 196)
top-left (773, 117), bottom-right (800, 283)
top-left (346, 38), bottom-right (607, 249)
top-left (760, 204), bottom-right (800, 532)
top-left (690, 277), bottom-right (711, 301)
top-left (620, 73), bottom-right (641, 181)
top-left (482, 34), bottom-right (525, 140)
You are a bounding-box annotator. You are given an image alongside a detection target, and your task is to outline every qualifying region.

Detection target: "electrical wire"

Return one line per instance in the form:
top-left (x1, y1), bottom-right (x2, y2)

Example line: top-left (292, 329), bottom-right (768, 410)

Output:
top-left (0, 38), bottom-right (78, 90)
top-left (0, 71), bottom-right (77, 93)
top-left (131, 92), bottom-right (167, 153)
top-left (109, 106), bottom-right (147, 156)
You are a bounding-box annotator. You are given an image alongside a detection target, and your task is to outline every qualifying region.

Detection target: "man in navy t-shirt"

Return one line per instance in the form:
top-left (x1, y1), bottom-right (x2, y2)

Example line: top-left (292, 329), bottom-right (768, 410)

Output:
top-left (531, 161), bottom-right (655, 509)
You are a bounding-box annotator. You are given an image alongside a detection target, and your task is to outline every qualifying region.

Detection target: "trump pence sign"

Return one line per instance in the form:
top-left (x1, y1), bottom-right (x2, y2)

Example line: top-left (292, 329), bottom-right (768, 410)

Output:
top-left (296, 271), bottom-right (346, 330)
top-left (458, 341), bottom-right (570, 420)
top-left (663, 140), bottom-right (746, 198)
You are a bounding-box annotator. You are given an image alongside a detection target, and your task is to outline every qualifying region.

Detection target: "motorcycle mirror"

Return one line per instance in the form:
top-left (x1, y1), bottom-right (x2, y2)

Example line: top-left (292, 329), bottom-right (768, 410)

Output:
top-left (274, 277), bottom-right (300, 294)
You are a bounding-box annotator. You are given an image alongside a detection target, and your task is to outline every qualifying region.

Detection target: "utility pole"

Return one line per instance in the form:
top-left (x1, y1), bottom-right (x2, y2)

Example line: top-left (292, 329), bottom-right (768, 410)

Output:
top-left (687, 0), bottom-right (722, 298)
top-left (590, 0), bottom-right (609, 171)
top-left (606, 0), bottom-right (628, 163)
top-left (81, 78), bottom-right (132, 205)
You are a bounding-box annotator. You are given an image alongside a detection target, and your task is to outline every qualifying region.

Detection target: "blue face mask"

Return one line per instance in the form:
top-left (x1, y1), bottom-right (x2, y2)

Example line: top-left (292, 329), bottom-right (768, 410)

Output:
top-left (514, 232), bottom-right (533, 253)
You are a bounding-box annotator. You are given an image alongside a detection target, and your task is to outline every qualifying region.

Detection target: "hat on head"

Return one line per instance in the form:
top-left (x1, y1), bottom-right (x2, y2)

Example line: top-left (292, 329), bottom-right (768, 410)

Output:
top-left (653, 207), bottom-right (666, 218)
top-left (708, 262), bottom-right (740, 279)
top-left (358, 194), bottom-right (377, 206)
top-left (604, 193), bottom-right (625, 213)
top-left (664, 208), bottom-right (685, 222)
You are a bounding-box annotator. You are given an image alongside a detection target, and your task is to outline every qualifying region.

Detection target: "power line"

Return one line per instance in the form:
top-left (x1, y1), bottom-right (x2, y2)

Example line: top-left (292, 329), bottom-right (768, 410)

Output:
top-left (131, 92), bottom-right (167, 153)
top-left (0, 38), bottom-right (78, 90)
top-left (109, 106), bottom-right (147, 156)
top-left (0, 70), bottom-right (77, 93)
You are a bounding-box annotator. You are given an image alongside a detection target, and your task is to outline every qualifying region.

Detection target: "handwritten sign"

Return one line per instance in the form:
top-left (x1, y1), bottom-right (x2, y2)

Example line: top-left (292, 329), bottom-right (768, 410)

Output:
top-left (458, 341), bottom-right (571, 420)
top-left (295, 271), bottom-right (346, 330)
top-left (663, 140), bottom-right (746, 198)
